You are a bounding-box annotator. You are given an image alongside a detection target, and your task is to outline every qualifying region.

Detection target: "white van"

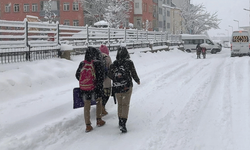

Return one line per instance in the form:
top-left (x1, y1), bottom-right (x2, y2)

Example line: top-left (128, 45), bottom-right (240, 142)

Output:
top-left (231, 30), bottom-right (250, 57)
top-left (181, 34), bottom-right (221, 54)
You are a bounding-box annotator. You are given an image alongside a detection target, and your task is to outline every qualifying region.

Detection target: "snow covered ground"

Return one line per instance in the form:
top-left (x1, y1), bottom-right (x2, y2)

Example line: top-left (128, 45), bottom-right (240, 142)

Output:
top-left (0, 47), bottom-right (250, 150)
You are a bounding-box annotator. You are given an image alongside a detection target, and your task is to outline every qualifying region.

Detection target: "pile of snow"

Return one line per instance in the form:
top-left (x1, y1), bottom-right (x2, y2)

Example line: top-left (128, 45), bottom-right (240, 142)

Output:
top-left (94, 20), bottom-right (109, 26)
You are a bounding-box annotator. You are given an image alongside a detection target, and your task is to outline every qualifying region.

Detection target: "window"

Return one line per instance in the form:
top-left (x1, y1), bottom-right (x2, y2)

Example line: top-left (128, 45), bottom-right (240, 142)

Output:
top-left (167, 0), bottom-right (170, 5)
top-left (167, 23), bottom-right (170, 29)
top-left (73, 2), bottom-right (79, 11)
top-left (23, 4), bottom-right (29, 12)
top-left (167, 10), bottom-right (170, 17)
top-left (43, 1), bottom-right (58, 10)
top-left (64, 20), bottom-right (70, 25)
top-left (159, 21), bottom-right (162, 28)
top-left (206, 39), bottom-right (215, 45)
top-left (14, 4), bottom-right (20, 12)
top-left (73, 20), bottom-right (79, 26)
top-left (64, 3), bottom-right (70, 11)
top-left (5, 4), bottom-right (10, 12)
top-left (159, 8), bottom-right (162, 14)
top-left (135, 3), bottom-right (139, 8)
top-left (183, 39), bottom-right (204, 44)
top-left (32, 4), bottom-right (38, 12)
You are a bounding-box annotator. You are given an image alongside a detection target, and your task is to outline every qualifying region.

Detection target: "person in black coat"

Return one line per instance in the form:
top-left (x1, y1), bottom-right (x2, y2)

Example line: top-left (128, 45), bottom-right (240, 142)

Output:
top-left (75, 47), bottom-right (105, 132)
top-left (108, 47), bottom-right (140, 133)
top-left (196, 43), bottom-right (202, 59)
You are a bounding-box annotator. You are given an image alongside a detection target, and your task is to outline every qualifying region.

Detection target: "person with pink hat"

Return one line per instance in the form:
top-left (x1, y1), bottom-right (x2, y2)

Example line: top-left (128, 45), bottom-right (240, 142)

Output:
top-left (99, 45), bottom-right (112, 116)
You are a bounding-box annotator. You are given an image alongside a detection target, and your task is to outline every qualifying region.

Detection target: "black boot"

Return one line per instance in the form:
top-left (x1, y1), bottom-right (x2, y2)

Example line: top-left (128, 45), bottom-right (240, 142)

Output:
top-left (120, 118), bottom-right (127, 133)
top-left (119, 117), bottom-right (122, 128)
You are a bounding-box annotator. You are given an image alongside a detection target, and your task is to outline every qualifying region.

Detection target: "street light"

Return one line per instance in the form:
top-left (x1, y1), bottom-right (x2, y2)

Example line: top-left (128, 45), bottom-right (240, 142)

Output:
top-left (225, 29), bottom-right (230, 42)
top-left (229, 25), bottom-right (233, 33)
top-left (243, 8), bottom-right (250, 25)
top-left (233, 20), bottom-right (239, 29)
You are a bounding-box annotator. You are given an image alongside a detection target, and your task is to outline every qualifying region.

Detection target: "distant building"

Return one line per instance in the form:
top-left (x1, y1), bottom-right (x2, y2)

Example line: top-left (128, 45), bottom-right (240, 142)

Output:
top-left (0, 0), bottom-right (84, 26)
top-left (0, 0), bottom-right (189, 33)
top-left (133, 0), bottom-right (154, 31)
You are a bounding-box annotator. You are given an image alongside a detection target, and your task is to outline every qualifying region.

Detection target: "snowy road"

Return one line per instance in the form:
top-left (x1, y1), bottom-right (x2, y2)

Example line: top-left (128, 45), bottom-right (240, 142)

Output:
top-left (0, 48), bottom-right (250, 150)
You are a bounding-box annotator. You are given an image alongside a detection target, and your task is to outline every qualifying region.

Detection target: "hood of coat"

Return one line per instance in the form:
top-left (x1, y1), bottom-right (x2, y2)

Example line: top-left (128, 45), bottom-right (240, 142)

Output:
top-left (116, 47), bottom-right (130, 61)
top-left (85, 47), bottom-right (102, 62)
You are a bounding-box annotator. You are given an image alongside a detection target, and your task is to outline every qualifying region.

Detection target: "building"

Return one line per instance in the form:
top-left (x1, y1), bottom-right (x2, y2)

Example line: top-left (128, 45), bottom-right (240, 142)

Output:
top-left (161, 0), bottom-right (172, 33)
top-left (0, 0), bottom-right (189, 33)
top-left (0, 0), bottom-right (84, 26)
top-left (133, 0), bottom-right (186, 32)
top-left (133, 0), bottom-right (154, 31)
top-left (172, 0), bottom-right (190, 33)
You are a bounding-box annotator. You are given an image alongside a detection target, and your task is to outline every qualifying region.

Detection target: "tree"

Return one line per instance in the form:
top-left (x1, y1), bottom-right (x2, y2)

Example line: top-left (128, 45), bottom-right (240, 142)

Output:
top-left (43, 0), bottom-right (56, 23)
top-left (180, 3), bottom-right (220, 34)
top-left (104, 0), bottom-right (132, 28)
top-left (78, 0), bottom-right (109, 22)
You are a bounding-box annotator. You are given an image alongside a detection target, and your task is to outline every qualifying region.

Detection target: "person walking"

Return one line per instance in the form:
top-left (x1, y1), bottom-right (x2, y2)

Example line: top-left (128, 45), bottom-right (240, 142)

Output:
top-left (196, 43), bottom-right (202, 59)
top-left (75, 47), bottom-right (105, 132)
top-left (108, 47), bottom-right (140, 133)
top-left (99, 45), bottom-right (112, 116)
top-left (201, 46), bottom-right (207, 59)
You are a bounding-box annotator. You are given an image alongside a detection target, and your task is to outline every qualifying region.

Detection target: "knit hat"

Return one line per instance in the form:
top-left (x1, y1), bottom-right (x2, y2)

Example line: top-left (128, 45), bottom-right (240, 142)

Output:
top-left (99, 45), bottom-right (109, 55)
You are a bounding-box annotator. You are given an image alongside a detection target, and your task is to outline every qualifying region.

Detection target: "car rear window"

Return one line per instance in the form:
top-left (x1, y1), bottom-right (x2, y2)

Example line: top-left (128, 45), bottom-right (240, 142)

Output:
top-left (232, 36), bottom-right (249, 42)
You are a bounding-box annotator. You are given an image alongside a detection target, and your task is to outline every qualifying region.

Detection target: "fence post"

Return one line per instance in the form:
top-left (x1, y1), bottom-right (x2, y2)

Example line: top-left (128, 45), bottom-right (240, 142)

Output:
top-left (108, 27), bottom-right (110, 50)
top-left (154, 31), bottom-right (156, 44)
top-left (57, 22), bottom-right (60, 45)
top-left (165, 32), bottom-right (168, 46)
top-left (25, 20), bottom-right (30, 61)
top-left (86, 25), bottom-right (89, 46)
top-left (57, 22), bottom-right (62, 58)
top-left (124, 28), bottom-right (126, 43)
top-left (137, 29), bottom-right (139, 47)
top-left (161, 31), bottom-right (163, 46)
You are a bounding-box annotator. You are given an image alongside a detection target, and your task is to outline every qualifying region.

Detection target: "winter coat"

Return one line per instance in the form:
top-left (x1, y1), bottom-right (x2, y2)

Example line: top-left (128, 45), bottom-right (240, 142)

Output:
top-left (201, 47), bottom-right (207, 54)
top-left (108, 47), bottom-right (140, 88)
top-left (102, 53), bottom-right (112, 88)
top-left (75, 47), bottom-right (104, 98)
top-left (196, 44), bottom-right (202, 55)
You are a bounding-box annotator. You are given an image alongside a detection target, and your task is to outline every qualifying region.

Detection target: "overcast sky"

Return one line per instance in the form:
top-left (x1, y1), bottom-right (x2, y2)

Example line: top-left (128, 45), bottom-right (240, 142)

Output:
top-left (191, 0), bottom-right (250, 37)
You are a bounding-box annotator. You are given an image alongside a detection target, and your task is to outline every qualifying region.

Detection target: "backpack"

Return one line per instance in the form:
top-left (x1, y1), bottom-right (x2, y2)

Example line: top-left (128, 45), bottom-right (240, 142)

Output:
top-left (112, 61), bottom-right (131, 93)
top-left (79, 60), bottom-right (96, 91)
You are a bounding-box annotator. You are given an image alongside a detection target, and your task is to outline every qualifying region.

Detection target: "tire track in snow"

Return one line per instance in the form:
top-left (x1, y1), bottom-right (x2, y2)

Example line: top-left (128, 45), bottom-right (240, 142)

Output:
top-left (228, 57), bottom-right (250, 149)
top-left (141, 58), bottom-right (228, 150)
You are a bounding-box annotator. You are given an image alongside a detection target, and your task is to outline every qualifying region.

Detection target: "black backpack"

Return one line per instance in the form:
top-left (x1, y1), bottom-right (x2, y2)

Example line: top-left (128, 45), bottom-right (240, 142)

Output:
top-left (112, 61), bottom-right (131, 93)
